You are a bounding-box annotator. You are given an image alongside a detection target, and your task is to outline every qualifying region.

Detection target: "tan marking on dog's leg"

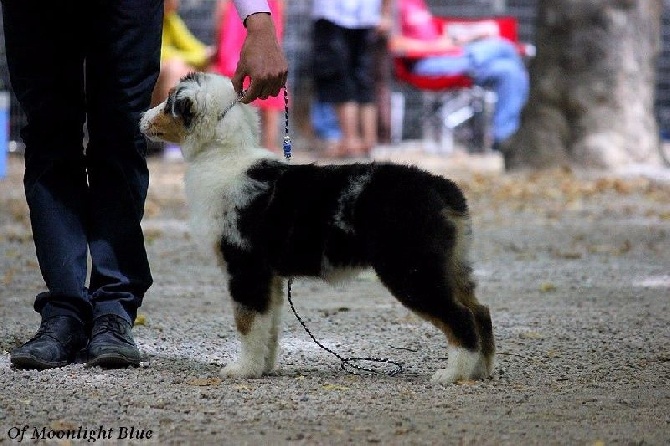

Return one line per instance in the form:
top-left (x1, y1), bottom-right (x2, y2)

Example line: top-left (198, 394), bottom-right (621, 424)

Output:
top-left (429, 313), bottom-right (480, 384)
top-left (445, 209), bottom-right (495, 379)
top-left (416, 312), bottom-right (480, 383)
top-left (234, 303), bottom-right (254, 336)
top-left (222, 302), bottom-right (272, 378)
top-left (213, 242), bottom-right (226, 269)
top-left (264, 277), bottom-right (284, 373)
top-left (472, 304), bottom-right (495, 377)
top-left (451, 277), bottom-right (495, 378)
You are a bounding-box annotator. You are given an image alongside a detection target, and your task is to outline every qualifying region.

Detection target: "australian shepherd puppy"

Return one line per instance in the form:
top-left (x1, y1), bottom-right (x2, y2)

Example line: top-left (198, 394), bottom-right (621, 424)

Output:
top-left (140, 72), bottom-right (494, 383)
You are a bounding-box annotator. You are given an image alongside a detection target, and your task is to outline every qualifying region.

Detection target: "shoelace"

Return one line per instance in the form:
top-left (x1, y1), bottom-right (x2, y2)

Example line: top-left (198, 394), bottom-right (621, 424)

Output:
top-left (91, 316), bottom-right (128, 342)
top-left (31, 324), bottom-right (58, 342)
top-left (30, 319), bottom-right (72, 344)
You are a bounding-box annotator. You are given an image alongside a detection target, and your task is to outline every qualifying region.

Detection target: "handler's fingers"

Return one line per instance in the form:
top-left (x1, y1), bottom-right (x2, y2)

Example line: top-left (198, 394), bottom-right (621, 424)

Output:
top-left (231, 70), bottom-right (245, 97)
top-left (242, 81), bottom-right (263, 104)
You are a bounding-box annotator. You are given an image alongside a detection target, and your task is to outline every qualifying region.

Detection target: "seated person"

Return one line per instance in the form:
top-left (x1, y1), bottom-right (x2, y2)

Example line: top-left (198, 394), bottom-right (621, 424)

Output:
top-left (389, 0), bottom-right (529, 150)
top-left (151, 0), bottom-right (213, 107)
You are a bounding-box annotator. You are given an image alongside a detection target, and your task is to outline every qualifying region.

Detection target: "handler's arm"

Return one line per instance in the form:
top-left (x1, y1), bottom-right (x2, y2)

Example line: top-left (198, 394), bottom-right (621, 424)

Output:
top-left (231, 0), bottom-right (288, 103)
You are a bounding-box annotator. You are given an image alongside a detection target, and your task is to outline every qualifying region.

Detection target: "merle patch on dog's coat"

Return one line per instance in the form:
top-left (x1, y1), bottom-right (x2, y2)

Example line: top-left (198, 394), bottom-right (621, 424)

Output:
top-left (140, 72), bottom-right (494, 383)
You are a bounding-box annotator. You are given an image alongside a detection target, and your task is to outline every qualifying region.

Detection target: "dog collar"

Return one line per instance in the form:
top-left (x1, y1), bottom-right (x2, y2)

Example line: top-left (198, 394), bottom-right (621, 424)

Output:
top-left (218, 90), bottom-right (246, 121)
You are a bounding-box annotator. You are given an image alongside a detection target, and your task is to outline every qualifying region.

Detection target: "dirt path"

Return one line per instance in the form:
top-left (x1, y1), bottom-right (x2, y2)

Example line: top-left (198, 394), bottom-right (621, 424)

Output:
top-left (1, 154), bottom-right (669, 445)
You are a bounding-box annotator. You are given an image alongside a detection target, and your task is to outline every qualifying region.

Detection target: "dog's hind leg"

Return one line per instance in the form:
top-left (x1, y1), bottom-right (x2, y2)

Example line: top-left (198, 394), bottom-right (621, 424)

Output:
top-left (447, 261), bottom-right (495, 380)
top-left (376, 253), bottom-right (481, 383)
top-left (447, 211), bottom-right (495, 378)
top-left (374, 213), bottom-right (493, 383)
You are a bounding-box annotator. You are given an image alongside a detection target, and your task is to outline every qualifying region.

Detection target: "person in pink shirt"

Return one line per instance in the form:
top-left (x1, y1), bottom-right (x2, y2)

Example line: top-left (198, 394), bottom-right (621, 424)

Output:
top-left (390, 0), bottom-right (529, 151)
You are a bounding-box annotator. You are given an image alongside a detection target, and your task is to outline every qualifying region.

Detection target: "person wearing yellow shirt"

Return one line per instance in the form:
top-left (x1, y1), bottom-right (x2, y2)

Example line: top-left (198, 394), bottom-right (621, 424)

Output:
top-left (151, 0), bottom-right (214, 107)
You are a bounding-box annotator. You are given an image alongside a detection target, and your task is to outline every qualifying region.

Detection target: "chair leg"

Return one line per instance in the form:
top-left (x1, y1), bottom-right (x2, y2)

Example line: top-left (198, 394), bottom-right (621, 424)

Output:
top-left (483, 90), bottom-right (497, 152)
top-left (422, 91), bottom-right (452, 154)
top-left (390, 92), bottom-right (405, 145)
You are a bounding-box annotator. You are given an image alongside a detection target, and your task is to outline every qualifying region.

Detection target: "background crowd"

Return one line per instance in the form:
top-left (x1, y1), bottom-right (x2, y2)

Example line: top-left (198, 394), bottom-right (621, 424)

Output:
top-left (152, 0), bottom-right (530, 159)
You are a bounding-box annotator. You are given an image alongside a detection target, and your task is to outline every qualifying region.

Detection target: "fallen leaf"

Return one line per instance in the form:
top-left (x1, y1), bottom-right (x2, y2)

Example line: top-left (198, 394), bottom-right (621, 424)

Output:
top-left (540, 282), bottom-right (557, 292)
top-left (134, 314), bottom-right (146, 326)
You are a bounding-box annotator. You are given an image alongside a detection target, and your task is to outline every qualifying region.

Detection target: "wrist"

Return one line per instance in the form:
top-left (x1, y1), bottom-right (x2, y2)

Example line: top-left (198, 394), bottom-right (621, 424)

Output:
top-left (243, 11), bottom-right (272, 29)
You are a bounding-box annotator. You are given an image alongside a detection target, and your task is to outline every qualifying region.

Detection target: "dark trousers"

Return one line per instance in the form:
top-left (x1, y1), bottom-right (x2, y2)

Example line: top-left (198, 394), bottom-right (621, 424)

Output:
top-left (312, 19), bottom-right (376, 105)
top-left (2, 0), bottom-right (163, 324)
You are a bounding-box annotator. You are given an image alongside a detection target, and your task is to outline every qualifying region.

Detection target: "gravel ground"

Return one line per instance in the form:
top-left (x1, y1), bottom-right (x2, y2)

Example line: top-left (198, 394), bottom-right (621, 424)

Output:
top-left (1, 152), bottom-right (669, 445)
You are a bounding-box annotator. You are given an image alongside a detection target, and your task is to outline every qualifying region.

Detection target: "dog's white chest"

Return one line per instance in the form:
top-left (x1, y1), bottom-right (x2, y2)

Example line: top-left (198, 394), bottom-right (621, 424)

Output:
top-left (184, 159), bottom-right (266, 255)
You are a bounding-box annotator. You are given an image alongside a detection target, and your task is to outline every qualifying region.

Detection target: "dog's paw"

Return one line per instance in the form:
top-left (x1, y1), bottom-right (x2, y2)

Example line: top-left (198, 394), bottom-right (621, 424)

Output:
top-left (474, 353), bottom-right (495, 379)
top-left (431, 347), bottom-right (482, 383)
top-left (220, 361), bottom-right (264, 379)
top-left (431, 367), bottom-right (465, 384)
top-left (263, 360), bottom-right (277, 375)
top-left (263, 349), bottom-right (279, 374)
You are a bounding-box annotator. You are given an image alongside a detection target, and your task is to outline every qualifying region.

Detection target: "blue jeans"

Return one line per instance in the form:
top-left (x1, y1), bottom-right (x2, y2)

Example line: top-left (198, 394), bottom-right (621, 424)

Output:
top-left (413, 38), bottom-right (529, 143)
top-left (2, 0), bottom-right (163, 324)
top-left (311, 101), bottom-right (342, 141)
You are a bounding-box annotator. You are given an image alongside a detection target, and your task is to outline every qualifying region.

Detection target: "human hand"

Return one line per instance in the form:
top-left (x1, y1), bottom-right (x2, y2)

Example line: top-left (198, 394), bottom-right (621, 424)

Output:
top-left (232, 12), bottom-right (288, 104)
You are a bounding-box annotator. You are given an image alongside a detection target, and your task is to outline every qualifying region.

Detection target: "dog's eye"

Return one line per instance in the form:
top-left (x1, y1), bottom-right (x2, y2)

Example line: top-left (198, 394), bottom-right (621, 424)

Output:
top-left (164, 94), bottom-right (175, 115)
top-left (173, 96), bottom-right (195, 128)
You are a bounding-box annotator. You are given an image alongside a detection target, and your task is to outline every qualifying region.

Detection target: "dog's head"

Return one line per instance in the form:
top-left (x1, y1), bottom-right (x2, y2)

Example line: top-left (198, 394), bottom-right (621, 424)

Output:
top-left (140, 72), bottom-right (259, 160)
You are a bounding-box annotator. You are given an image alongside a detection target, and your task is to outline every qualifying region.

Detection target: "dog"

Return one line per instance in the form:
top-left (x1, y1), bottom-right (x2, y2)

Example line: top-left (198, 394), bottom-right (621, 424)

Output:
top-left (140, 72), bottom-right (494, 383)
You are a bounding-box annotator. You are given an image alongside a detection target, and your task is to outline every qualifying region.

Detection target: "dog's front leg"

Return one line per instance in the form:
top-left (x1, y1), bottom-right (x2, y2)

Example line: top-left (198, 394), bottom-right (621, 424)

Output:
top-left (221, 261), bottom-right (280, 379)
top-left (263, 276), bottom-right (284, 373)
top-left (221, 302), bottom-right (274, 378)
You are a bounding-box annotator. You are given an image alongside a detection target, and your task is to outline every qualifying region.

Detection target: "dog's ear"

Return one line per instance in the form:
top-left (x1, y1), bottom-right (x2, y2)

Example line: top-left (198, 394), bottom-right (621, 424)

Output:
top-left (165, 91), bottom-right (196, 128)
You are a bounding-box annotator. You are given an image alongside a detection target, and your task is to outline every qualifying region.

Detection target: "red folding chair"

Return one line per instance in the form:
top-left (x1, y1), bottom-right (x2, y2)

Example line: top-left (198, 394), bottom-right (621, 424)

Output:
top-left (391, 16), bottom-right (528, 153)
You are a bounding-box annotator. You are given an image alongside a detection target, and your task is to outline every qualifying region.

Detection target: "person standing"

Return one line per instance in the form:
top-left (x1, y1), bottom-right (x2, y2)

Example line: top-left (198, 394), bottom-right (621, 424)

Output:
top-left (3, 0), bottom-right (163, 369)
top-left (311, 0), bottom-right (392, 158)
top-left (3, 0), bottom-right (288, 370)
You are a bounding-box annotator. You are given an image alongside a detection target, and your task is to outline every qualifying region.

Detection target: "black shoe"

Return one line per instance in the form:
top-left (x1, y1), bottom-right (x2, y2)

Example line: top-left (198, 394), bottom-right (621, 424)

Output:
top-left (11, 316), bottom-right (88, 369)
top-left (86, 314), bottom-right (141, 368)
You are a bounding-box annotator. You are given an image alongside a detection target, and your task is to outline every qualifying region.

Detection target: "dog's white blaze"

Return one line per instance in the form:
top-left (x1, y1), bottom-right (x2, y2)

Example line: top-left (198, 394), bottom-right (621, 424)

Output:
top-left (334, 172), bottom-right (371, 233)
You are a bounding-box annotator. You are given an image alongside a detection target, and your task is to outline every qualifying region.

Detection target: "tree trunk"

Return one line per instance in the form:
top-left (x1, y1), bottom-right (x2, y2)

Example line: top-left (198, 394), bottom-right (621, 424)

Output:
top-left (505, 0), bottom-right (662, 169)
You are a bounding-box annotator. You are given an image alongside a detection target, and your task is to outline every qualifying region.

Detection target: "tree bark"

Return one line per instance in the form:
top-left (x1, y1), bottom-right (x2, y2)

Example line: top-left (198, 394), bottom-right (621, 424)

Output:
top-left (505, 0), bottom-right (663, 169)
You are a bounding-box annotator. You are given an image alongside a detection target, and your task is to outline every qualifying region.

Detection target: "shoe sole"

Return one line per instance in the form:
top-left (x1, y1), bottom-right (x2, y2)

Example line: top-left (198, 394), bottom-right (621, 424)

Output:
top-left (86, 353), bottom-right (140, 368)
top-left (11, 354), bottom-right (68, 370)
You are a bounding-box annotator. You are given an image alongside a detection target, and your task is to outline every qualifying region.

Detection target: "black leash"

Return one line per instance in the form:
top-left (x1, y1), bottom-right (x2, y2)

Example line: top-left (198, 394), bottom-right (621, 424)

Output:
top-left (281, 88), bottom-right (402, 377)
top-left (286, 277), bottom-right (403, 376)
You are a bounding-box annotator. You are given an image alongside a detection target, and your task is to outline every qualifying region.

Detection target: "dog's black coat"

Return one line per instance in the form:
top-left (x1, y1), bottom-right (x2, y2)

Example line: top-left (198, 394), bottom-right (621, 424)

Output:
top-left (221, 160), bottom-right (476, 347)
